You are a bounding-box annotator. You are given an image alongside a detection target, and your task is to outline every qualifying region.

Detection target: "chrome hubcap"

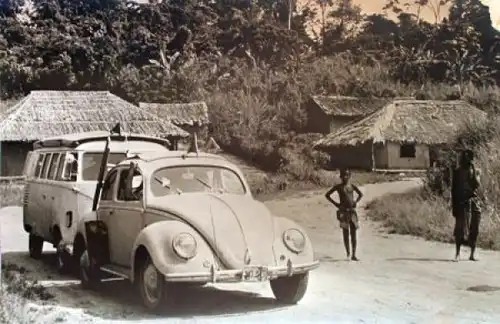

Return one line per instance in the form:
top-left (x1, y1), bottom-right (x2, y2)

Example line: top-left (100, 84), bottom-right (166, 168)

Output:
top-left (143, 264), bottom-right (160, 304)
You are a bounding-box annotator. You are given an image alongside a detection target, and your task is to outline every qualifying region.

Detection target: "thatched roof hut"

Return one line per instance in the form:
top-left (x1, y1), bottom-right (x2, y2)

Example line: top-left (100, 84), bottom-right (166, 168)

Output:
top-left (306, 95), bottom-right (414, 134)
top-left (0, 91), bottom-right (188, 142)
top-left (314, 100), bottom-right (487, 148)
top-left (138, 101), bottom-right (209, 127)
top-left (314, 100), bottom-right (487, 170)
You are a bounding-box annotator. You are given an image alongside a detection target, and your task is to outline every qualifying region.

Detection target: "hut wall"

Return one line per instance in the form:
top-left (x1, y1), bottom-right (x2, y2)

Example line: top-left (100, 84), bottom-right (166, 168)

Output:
top-left (0, 141), bottom-right (33, 176)
top-left (384, 141), bottom-right (430, 170)
top-left (328, 117), bottom-right (358, 134)
top-left (327, 141), bottom-right (373, 170)
top-left (373, 143), bottom-right (388, 169)
top-left (306, 103), bottom-right (332, 134)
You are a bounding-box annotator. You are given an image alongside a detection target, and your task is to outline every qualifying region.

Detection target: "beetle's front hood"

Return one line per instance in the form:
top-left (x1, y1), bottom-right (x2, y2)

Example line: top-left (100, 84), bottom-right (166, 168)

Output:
top-left (147, 193), bottom-right (276, 269)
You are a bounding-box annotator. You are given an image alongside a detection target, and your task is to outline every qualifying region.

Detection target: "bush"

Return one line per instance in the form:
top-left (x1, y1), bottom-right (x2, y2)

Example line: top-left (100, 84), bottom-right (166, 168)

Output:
top-left (0, 182), bottom-right (24, 207)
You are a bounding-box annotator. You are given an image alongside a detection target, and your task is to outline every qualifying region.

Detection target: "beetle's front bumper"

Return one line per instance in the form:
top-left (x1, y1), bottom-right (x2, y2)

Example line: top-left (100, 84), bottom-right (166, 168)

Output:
top-left (163, 259), bottom-right (320, 283)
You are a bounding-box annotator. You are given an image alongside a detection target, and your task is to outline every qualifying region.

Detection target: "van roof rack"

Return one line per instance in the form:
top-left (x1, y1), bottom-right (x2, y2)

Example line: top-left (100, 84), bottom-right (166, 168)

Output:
top-left (33, 132), bottom-right (171, 150)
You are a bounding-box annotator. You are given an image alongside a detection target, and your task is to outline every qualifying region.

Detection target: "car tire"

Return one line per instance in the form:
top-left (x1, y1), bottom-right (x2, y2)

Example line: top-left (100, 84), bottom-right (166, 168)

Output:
top-left (138, 256), bottom-right (170, 313)
top-left (56, 245), bottom-right (72, 274)
top-left (270, 272), bottom-right (309, 304)
top-left (79, 249), bottom-right (101, 289)
top-left (28, 234), bottom-right (43, 259)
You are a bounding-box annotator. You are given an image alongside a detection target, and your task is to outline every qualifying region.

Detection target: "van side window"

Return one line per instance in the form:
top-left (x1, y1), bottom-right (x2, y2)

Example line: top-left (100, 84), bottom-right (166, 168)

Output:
top-left (55, 153), bottom-right (66, 180)
top-left (40, 153), bottom-right (53, 179)
top-left (35, 154), bottom-right (45, 177)
top-left (47, 153), bottom-right (61, 180)
top-left (101, 169), bottom-right (118, 201)
top-left (61, 153), bottom-right (78, 182)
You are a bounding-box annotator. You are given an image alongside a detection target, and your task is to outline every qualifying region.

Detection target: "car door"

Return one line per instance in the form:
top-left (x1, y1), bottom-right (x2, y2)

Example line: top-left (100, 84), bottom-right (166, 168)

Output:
top-left (98, 166), bottom-right (145, 267)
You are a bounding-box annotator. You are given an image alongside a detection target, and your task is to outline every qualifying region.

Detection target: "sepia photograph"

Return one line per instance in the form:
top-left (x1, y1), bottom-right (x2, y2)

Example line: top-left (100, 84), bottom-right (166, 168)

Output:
top-left (1, 0), bottom-right (500, 323)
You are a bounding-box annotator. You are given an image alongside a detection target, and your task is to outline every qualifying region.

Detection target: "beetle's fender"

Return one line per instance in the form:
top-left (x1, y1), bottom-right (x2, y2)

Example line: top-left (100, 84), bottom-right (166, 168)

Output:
top-left (73, 211), bottom-right (98, 246)
top-left (272, 216), bottom-right (316, 266)
top-left (129, 220), bottom-right (217, 283)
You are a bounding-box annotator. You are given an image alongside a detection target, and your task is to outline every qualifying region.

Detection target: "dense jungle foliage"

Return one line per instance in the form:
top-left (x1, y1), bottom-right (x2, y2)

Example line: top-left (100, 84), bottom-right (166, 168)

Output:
top-left (0, 0), bottom-right (499, 187)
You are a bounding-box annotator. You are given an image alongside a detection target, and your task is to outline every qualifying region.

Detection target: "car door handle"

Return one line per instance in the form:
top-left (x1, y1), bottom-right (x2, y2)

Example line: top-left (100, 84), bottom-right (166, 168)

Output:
top-left (71, 187), bottom-right (80, 193)
top-left (109, 210), bottom-right (114, 215)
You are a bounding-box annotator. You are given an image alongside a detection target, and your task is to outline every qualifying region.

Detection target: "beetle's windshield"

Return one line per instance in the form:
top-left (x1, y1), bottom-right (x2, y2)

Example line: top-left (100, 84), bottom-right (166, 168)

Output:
top-left (82, 152), bottom-right (127, 181)
top-left (151, 166), bottom-right (246, 196)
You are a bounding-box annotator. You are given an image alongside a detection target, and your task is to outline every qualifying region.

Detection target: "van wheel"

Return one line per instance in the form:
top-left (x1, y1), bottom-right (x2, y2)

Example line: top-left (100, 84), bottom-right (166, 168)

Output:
top-left (29, 234), bottom-right (43, 259)
top-left (138, 256), bottom-right (171, 313)
top-left (79, 249), bottom-right (101, 289)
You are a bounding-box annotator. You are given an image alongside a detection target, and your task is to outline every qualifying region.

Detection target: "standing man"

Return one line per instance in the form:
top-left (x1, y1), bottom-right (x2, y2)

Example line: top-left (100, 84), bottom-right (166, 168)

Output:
top-left (325, 169), bottom-right (363, 261)
top-left (451, 149), bottom-right (482, 262)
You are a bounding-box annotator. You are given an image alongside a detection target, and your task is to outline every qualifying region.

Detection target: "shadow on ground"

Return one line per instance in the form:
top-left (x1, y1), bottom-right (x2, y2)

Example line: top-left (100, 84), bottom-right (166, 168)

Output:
top-left (386, 257), bottom-right (454, 263)
top-left (466, 285), bottom-right (500, 292)
top-left (2, 251), bottom-right (289, 320)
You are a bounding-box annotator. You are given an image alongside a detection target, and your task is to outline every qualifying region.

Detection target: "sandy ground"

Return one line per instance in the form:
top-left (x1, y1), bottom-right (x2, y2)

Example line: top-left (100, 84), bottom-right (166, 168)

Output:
top-left (2, 178), bottom-right (500, 323)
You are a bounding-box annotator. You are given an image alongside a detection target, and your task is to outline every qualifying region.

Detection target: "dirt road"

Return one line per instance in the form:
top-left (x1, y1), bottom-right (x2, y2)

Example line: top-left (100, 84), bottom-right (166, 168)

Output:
top-left (2, 179), bottom-right (500, 323)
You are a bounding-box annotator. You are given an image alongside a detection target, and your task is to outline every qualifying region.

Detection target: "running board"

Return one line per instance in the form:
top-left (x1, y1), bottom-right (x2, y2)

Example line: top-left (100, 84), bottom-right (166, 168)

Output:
top-left (100, 264), bottom-right (130, 279)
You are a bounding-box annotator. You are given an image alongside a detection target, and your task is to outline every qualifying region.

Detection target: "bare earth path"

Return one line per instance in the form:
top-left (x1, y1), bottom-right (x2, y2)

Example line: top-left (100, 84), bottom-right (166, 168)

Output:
top-left (2, 179), bottom-right (500, 323)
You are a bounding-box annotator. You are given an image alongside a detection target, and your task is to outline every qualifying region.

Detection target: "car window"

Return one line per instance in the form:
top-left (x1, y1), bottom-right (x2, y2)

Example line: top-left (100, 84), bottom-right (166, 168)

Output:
top-left (117, 165), bottom-right (143, 202)
top-left (40, 153), bottom-right (53, 179)
top-left (81, 152), bottom-right (127, 181)
top-left (101, 169), bottom-right (118, 201)
top-left (34, 154), bottom-right (45, 178)
top-left (150, 166), bottom-right (246, 196)
top-left (61, 153), bottom-right (78, 182)
top-left (55, 153), bottom-right (67, 180)
top-left (47, 153), bottom-right (61, 180)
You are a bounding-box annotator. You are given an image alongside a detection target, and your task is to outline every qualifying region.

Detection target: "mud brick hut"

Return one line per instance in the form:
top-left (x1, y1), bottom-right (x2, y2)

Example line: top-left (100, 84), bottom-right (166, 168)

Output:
top-left (313, 100), bottom-right (487, 171)
top-left (139, 101), bottom-right (210, 150)
top-left (0, 91), bottom-right (188, 176)
top-left (306, 96), bottom-right (395, 134)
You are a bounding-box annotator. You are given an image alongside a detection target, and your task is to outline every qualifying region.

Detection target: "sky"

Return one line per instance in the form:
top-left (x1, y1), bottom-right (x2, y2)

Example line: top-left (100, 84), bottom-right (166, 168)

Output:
top-left (480, 0), bottom-right (500, 31)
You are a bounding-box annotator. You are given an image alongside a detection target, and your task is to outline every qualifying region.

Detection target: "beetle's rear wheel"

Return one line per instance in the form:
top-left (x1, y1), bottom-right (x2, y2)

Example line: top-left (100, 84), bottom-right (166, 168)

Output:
top-left (138, 256), bottom-right (171, 313)
top-left (28, 234), bottom-right (43, 259)
top-left (270, 272), bottom-right (309, 304)
top-left (79, 249), bottom-right (101, 289)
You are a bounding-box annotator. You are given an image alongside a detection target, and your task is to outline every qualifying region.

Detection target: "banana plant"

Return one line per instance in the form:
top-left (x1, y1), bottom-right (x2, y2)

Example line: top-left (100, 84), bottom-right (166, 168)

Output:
top-left (148, 47), bottom-right (181, 77)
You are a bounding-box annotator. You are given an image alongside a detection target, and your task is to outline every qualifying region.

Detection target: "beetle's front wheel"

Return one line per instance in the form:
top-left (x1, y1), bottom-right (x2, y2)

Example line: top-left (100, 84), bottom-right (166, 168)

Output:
top-left (138, 256), bottom-right (171, 313)
top-left (270, 272), bottom-right (309, 304)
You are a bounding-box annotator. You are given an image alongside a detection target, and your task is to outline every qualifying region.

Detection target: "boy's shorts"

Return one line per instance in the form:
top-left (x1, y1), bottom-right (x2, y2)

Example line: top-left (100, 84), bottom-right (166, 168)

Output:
top-left (337, 210), bottom-right (360, 229)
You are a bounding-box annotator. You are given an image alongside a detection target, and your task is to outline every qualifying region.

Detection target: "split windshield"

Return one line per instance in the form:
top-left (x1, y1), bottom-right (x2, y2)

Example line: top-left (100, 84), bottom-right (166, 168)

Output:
top-left (82, 152), bottom-right (127, 181)
top-left (150, 166), bottom-right (246, 196)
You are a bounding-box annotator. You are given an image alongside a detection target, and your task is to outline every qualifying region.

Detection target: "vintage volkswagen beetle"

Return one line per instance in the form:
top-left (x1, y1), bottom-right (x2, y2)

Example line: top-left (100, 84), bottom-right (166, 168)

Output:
top-left (75, 140), bottom-right (319, 312)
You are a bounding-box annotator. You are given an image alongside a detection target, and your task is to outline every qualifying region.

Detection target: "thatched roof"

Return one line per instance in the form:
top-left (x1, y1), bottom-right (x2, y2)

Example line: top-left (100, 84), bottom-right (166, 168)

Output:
top-left (310, 95), bottom-right (401, 117)
top-left (0, 91), bottom-right (189, 142)
top-left (139, 101), bottom-right (209, 126)
top-left (314, 100), bottom-right (488, 149)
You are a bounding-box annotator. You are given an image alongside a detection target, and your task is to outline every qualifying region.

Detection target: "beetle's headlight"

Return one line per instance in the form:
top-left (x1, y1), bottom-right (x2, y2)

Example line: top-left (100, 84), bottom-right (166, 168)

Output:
top-left (283, 229), bottom-right (306, 253)
top-left (172, 233), bottom-right (197, 260)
